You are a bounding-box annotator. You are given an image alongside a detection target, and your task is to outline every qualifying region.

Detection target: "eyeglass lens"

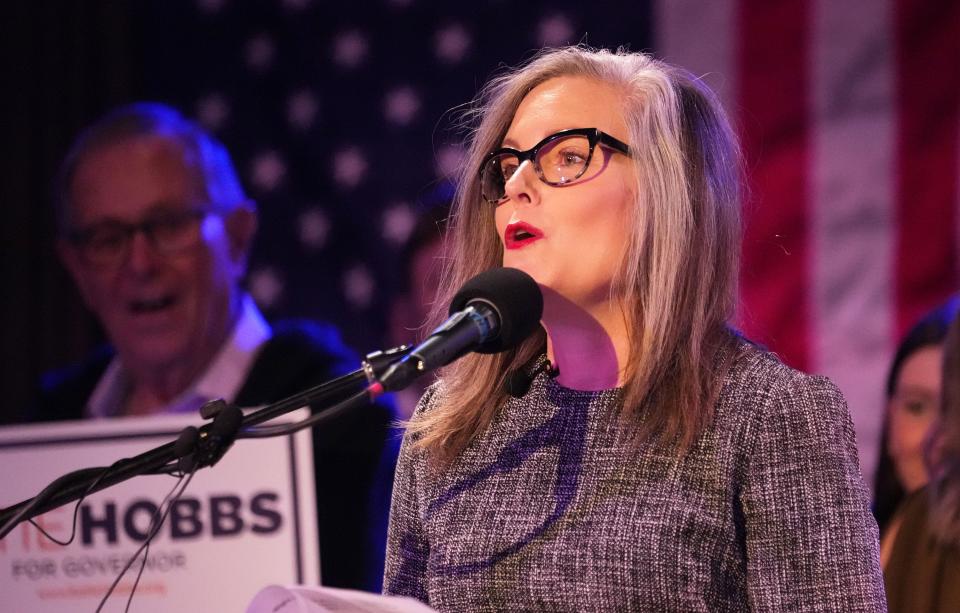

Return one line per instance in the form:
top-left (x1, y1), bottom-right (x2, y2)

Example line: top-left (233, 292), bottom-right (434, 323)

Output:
top-left (73, 210), bottom-right (206, 266)
top-left (481, 134), bottom-right (597, 203)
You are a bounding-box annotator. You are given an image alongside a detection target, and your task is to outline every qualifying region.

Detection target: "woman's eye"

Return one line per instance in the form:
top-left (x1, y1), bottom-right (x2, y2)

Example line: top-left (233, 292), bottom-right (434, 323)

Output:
top-left (557, 149), bottom-right (587, 166)
top-left (895, 392), bottom-right (937, 416)
top-left (903, 399), bottom-right (930, 415)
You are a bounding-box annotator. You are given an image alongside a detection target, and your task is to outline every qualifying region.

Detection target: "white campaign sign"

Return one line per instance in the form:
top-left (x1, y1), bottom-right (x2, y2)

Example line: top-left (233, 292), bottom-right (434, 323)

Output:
top-left (0, 410), bottom-right (319, 612)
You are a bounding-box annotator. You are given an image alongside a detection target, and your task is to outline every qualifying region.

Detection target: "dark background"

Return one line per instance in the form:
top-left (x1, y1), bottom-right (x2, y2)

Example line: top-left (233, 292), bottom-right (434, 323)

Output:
top-left (0, 1), bottom-right (654, 423)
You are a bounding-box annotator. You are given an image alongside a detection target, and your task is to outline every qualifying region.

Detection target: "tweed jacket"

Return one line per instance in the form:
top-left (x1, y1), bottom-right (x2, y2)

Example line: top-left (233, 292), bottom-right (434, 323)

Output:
top-left (384, 339), bottom-right (886, 611)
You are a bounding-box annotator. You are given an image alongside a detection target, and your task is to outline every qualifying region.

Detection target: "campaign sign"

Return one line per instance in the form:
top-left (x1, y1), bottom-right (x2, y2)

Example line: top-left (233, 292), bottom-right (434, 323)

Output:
top-left (0, 410), bottom-right (319, 612)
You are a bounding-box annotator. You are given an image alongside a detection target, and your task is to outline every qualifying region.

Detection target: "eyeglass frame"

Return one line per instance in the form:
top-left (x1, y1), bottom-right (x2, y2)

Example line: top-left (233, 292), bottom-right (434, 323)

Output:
top-left (478, 127), bottom-right (632, 204)
top-left (63, 206), bottom-right (217, 267)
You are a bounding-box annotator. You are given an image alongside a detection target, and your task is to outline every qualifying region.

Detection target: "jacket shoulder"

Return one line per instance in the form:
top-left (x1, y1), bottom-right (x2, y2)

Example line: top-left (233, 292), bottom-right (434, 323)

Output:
top-left (30, 345), bottom-right (114, 422)
top-left (236, 318), bottom-right (360, 406)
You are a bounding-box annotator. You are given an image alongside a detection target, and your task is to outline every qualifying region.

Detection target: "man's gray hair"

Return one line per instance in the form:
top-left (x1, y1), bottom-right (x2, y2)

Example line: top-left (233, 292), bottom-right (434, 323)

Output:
top-left (56, 101), bottom-right (249, 231)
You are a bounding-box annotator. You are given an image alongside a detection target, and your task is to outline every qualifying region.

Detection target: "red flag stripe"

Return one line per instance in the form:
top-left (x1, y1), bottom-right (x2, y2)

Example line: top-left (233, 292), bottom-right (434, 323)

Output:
top-left (894, 0), bottom-right (960, 336)
top-left (737, 0), bottom-right (812, 371)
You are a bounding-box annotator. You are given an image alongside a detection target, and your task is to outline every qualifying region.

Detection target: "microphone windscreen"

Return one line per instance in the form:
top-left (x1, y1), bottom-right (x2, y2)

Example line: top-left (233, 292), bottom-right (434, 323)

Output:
top-left (173, 426), bottom-right (200, 458)
top-left (449, 267), bottom-right (543, 354)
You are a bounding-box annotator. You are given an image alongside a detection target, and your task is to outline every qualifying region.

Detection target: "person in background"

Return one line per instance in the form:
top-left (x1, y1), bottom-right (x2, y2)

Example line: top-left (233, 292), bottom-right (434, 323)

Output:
top-left (873, 296), bottom-right (960, 536)
top-left (387, 205), bottom-right (449, 420)
top-left (383, 46), bottom-right (885, 610)
top-left (32, 102), bottom-right (396, 591)
top-left (883, 304), bottom-right (960, 611)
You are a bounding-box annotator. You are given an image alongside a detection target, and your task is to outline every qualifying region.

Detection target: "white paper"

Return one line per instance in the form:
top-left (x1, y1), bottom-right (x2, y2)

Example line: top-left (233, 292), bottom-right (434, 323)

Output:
top-left (246, 585), bottom-right (436, 613)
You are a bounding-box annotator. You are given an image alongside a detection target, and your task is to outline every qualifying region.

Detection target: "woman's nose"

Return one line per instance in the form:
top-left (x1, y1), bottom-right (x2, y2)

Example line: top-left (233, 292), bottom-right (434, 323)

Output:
top-left (502, 160), bottom-right (541, 207)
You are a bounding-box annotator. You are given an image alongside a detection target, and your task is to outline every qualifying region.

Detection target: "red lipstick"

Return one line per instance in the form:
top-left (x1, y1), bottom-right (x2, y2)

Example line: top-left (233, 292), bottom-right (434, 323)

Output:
top-left (504, 221), bottom-right (544, 250)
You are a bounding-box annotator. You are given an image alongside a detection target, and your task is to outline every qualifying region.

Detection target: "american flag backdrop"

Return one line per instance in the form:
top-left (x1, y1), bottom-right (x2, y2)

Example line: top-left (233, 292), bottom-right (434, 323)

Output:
top-left (660, 0), bottom-right (959, 487)
top-left (126, 0), bottom-right (957, 489)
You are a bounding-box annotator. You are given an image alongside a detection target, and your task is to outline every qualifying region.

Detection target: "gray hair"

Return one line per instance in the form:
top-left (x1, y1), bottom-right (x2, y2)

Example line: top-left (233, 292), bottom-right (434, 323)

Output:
top-left (408, 46), bottom-right (743, 465)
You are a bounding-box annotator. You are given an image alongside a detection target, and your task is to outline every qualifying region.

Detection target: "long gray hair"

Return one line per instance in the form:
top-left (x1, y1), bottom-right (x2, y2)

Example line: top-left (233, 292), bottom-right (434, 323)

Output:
top-left (407, 46), bottom-right (742, 466)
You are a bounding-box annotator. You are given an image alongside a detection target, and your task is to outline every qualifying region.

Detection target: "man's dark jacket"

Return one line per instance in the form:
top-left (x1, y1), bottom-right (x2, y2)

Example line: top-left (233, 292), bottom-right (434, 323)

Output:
top-left (33, 320), bottom-right (399, 593)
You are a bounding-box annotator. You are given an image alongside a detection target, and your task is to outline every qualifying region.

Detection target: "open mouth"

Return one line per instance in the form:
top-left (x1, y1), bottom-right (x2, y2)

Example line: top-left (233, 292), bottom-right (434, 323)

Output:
top-left (129, 295), bottom-right (177, 314)
top-left (505, 221), bottom-right (543, 249)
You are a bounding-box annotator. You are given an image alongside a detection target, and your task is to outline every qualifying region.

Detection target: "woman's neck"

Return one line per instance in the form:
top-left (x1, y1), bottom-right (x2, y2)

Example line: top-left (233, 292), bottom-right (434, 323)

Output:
top-left (541, 288), bottom-right (630, 391)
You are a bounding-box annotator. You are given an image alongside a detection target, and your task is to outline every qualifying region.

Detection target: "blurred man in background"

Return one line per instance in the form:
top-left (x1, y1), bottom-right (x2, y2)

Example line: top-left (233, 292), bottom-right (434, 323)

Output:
top-left (33, 102), bottom-right (396, 591)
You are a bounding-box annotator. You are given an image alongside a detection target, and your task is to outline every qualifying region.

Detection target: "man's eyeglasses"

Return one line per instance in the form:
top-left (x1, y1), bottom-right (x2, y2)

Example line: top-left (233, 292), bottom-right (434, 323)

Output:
top-left (479, 128), bottom-right (631, 204)
top-left (65, 208), bottom-right (214, 268)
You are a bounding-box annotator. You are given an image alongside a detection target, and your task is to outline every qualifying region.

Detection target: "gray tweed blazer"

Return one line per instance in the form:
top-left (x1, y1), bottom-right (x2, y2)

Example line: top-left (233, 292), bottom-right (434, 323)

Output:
top-left (384, 340), bottom-right (886, 611)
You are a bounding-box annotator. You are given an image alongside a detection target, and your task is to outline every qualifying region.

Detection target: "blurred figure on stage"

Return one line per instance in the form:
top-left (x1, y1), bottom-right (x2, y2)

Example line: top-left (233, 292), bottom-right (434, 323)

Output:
top-left (32, 102), bottom-right (396, 591)
top-left (873, 296), bottom-right (960, 537)
top-left (387, 204), bottom-right (449, 420)
top-left (883, 301), bottom-right (960, 611)
top-left (383, 46), bottom-right (885, 610)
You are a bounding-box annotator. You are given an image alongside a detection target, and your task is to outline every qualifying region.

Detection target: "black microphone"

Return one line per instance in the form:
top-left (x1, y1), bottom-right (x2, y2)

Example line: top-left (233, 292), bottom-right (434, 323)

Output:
top-left (378, 267), bottom-right (543, 392)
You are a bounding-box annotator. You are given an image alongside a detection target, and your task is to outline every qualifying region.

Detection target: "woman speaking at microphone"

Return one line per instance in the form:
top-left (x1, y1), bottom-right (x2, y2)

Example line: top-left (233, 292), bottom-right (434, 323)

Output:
top-left (383, 46), bottom-right (885, 611)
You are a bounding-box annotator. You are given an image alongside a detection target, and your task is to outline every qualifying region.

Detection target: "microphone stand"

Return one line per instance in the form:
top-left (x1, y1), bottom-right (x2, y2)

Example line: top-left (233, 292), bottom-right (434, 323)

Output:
top-left (0, 345), bottom-right (411, 538)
